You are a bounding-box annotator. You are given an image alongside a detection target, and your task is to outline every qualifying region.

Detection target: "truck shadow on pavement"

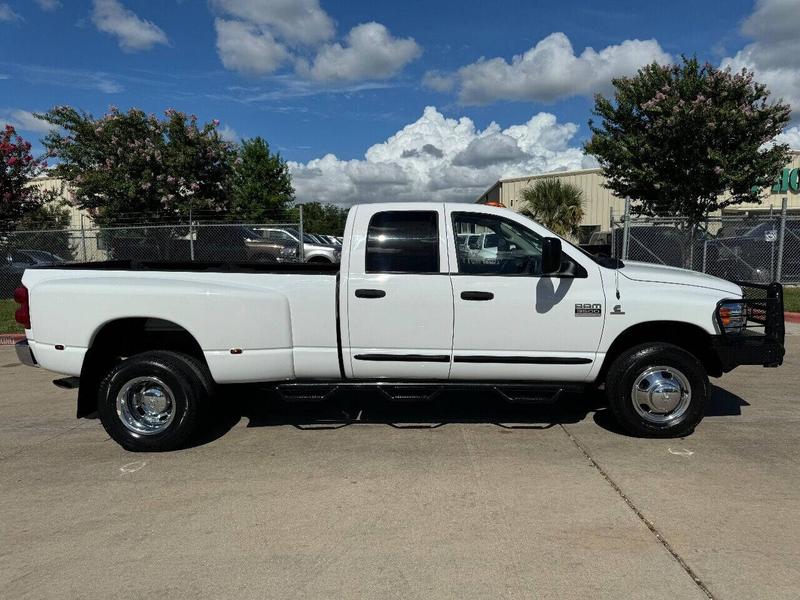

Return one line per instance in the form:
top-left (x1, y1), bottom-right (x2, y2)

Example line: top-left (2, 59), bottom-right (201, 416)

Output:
top-left (191, 383), bottom-right (749, 447)
top-left (591, 383), bottom-right (750, 436)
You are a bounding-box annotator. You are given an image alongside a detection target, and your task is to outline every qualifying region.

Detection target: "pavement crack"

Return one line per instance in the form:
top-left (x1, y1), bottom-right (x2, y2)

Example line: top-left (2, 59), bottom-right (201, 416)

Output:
top-left (559, 424), bottom-right (715, 600)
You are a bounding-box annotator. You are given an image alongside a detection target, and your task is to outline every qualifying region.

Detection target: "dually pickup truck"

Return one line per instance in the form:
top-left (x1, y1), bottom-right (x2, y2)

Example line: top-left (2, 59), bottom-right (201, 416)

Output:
top-left (13, 203), bottom-right (785, 451)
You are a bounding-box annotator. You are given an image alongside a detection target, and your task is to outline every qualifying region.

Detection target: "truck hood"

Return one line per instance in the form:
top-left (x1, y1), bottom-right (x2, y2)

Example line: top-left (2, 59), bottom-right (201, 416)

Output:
top-left (619, 261), bottom-right (742, 296)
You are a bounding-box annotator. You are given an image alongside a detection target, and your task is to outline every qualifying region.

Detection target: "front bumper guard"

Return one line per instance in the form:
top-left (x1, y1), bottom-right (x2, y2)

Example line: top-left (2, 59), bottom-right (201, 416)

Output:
top-left (713, 281), bottom-right (785, 371)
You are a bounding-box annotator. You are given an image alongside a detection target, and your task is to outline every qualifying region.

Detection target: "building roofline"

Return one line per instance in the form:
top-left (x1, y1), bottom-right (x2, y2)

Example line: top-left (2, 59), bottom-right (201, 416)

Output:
top-left (476, 149), bottom-right (800, 201)
top-left (495, 167), bottom-right (603, 185)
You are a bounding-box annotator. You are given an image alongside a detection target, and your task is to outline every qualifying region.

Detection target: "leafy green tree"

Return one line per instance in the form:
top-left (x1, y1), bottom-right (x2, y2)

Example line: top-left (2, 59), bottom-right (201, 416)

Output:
top-left (288, 202), bottom-right (349, 235)
top-left (585, 57), bottom-right (791, 225)
top-left (230, 137), bottom-right (294, 221)
top-left (37, 107), bottom-right (235, 225)
top-left (518, 177), bottom-right (584, 238)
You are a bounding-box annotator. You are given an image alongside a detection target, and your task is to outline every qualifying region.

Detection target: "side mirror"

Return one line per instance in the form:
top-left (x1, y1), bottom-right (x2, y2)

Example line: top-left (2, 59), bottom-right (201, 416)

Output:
top-left (541, 237), bottom-right (562, 274)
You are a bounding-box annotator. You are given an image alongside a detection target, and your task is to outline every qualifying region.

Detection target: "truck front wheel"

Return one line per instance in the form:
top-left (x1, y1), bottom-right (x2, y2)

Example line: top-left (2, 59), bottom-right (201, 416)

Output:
top-left (605, 343), bottom-right (708, 438)
top-left (97, 351), bottom-right (212, 452)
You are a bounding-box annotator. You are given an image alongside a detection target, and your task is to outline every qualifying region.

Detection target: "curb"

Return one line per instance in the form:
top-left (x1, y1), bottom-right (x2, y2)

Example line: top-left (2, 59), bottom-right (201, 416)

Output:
top-left (0, 334), bottom-right (25, 346)
top-left (785, 312), bottom-right (800, 324)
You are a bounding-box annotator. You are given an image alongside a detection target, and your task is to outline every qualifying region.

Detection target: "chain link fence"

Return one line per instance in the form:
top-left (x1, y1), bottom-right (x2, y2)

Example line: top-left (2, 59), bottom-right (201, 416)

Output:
top-left (608, 198), bottom-right (800, 284)
top-left (1, 206), bottom-right (346, 298)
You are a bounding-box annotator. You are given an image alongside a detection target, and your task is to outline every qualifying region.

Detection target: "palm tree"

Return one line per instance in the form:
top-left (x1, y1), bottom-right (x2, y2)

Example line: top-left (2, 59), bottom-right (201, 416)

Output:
top-left (519, 177), bottom-right (584, 238)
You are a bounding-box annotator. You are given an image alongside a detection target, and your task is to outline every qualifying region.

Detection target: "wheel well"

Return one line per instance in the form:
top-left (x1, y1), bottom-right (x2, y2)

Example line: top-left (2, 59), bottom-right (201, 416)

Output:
top-left (77, 318), bottom-right (206, 418)
top-left (598, 321), bottom-right (722, 382)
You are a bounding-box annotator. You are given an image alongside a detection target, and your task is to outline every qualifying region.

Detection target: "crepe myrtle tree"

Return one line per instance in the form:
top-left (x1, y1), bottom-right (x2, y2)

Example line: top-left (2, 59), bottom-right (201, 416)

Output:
top-left (37, 106), bottom-right (236, 226)
top-left (0, 124), bottom-right (65, 229)
top-left (0, 124), bottom-right (72, 262)
top-left (585, 57), bottom-right (791, 226)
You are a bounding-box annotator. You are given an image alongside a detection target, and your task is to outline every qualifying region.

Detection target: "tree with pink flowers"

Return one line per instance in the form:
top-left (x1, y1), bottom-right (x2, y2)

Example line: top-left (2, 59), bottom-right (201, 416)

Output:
top-left (0, 124), bottom-right (66, 230)
top-left (585, 57), bottom-right (791, 226)
top-left (37, 107), bottom-right (236, 226)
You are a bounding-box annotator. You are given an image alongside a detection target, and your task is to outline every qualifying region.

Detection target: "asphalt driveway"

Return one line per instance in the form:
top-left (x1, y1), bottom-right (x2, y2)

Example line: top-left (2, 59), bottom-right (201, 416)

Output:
top-left (1, 337), bottom-right (799, 599)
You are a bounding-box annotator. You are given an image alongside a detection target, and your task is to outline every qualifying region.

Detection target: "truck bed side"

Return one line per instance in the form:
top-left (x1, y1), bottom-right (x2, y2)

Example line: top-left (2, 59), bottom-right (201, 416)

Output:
top-left (22, 268), bottom-right (340, 383)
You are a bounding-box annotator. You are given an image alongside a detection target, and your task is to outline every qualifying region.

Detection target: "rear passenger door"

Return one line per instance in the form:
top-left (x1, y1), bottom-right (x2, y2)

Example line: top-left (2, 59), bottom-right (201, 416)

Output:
top-left (344, 206), bottom-right (454, 379)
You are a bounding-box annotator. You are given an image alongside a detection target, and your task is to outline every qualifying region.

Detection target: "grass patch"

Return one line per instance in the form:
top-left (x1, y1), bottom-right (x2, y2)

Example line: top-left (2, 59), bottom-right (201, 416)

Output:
top-left (783, 287), bottom-right (800, 313)
top-left (0, 299), bottom-right (22, 334)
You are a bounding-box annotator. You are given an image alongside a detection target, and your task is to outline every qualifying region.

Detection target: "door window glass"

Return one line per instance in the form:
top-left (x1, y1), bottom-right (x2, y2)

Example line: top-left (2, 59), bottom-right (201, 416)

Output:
top-left (452, 212), bottom-right (543, 275)
top-left (366, 211), bottom-right (439, 273)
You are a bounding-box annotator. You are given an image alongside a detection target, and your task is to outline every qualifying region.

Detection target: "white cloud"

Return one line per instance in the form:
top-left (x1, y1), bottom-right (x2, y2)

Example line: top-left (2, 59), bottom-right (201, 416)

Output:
top-left (91, 0), bottom-right (169, 53)
top-left (210, 3), bottom-right (420, 83)
top-left (721, 0), bottom-right (800, 117)
top-left (35, 0), bottom-right (62, 10)
top-left (214, 19), bottom-right (288, 76)
top-left (288, 106), bottom-right (594, 205)
top-left (12, 64), bottom-right (122, 93)
top-left (0, 3), bottom-right (21, 21)
top-left (774, 126), bottom-right (800, 149)
top-left (422, 70), bottom-right (455, 93)
top-left (218, 124), bottom-right (239, 142)
top-left (447, 32), bottom-right (671, 105)
top-left (210, 0), bottom-right (334, 45)
top-left (301, 22), bottom-right (421, 82)
top-left (0, 109), bottom-right (54, 134)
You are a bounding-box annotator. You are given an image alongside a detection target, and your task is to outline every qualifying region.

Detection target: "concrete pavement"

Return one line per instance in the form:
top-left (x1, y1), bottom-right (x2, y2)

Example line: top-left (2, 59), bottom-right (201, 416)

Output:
top-left (1, 339), bottom-right (799, 599)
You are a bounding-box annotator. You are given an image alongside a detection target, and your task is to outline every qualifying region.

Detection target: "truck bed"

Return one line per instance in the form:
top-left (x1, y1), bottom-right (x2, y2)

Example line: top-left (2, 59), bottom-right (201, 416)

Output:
top-left (22, 263), bottom-right (342, 383)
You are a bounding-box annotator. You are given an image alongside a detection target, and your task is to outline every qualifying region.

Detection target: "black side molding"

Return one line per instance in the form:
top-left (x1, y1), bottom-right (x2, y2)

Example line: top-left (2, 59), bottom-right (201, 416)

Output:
top-left (454, 355), bottom-right (592, 365)
top-left (354, 354), bottom-right (450, 363)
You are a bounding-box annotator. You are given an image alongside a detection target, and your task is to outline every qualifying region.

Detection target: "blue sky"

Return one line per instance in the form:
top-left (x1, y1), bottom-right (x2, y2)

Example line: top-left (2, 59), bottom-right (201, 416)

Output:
top-left (2, 0), bottom-right (798, 204)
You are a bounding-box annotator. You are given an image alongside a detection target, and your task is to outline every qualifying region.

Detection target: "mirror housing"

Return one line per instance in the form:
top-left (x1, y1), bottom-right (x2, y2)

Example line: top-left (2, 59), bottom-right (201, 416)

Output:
top-left (541, 237), bottom-right (562, 274)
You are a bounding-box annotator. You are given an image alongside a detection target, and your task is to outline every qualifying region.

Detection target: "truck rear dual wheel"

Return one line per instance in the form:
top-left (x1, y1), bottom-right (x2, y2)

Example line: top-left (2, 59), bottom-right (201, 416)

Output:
top-left (97, 351), bottom-right (213, 452)
top-left (606, 343), bottom-right (708, 438)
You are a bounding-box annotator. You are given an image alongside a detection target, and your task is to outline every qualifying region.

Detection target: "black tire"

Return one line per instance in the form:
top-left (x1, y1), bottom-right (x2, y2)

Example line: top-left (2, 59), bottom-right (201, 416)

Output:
top-left (97, 351), bottom-right (213, 452)
top-left (605, 343), bottom-right (708, 438)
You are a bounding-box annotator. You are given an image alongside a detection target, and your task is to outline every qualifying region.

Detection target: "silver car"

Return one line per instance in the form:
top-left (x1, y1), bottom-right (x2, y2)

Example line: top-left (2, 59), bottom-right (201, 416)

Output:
top-left (256, 227), bottom-right (341, 263)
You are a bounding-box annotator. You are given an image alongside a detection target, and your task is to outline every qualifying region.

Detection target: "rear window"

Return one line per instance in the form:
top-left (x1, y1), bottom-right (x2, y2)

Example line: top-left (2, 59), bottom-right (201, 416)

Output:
top-left (366, 211), bottom-right (439, 273)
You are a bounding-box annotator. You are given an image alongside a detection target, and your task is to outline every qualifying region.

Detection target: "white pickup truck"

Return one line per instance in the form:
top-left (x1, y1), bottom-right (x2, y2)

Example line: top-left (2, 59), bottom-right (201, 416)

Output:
top-left (13, 202), bottom-right (785, 451)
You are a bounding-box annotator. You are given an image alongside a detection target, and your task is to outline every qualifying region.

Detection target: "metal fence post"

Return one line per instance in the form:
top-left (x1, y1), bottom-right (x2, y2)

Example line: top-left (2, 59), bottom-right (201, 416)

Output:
top-left (702, 239), bottom-right (708, 273)
top-left (188, 204), bottom-right (195, 261)
top-left (622, 197), bottom-right (631, 261)
top-left (776, 196), bottom-right (788, 282)
top-left (609, 207), bottom-right (616, 258)
top-left (298, 204), bottom-right (305, 262)
top-left (80, 214), bottom-right (88, 262)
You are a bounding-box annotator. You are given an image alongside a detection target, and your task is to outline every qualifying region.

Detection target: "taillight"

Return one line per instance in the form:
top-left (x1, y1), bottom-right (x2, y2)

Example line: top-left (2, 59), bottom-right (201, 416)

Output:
top-left (14, 286), bottom-right (30, 329)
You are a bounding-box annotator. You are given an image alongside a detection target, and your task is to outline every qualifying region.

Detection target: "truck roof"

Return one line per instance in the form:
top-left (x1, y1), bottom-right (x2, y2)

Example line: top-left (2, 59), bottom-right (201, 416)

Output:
top-left (350, 202), bottom-right (506, 212)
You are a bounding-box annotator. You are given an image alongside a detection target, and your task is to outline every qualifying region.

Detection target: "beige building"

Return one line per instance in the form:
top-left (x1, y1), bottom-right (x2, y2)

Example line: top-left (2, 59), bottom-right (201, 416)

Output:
top-left (30, 175), bottom-right (87, 230)
top-left (477, 150), bottom-right (800, 241)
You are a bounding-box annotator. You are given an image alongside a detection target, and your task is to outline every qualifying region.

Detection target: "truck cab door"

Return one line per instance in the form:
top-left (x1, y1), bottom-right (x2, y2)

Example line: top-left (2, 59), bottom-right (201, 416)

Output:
top-left (343, 205), bottom-right (454, 379)
top-left (446, 206), bottom-right (605, 382)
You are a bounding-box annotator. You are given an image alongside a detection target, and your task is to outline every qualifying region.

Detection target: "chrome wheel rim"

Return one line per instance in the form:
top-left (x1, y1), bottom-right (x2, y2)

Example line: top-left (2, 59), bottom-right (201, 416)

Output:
top-left (631, 366), bottom-right (692, 425)
top-left (116, 376), bottom-right (176, 435)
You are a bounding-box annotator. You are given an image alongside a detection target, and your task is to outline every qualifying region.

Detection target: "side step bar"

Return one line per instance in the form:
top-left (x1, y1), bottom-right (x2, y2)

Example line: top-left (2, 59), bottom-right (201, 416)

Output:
top-left (273, 381), bottom-right (584, 404)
